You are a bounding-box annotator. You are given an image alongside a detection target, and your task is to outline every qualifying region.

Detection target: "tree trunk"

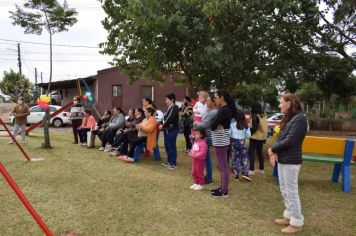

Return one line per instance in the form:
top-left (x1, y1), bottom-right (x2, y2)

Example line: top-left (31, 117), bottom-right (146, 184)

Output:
top-left (42, 12), bottom-right (52, 149)
top-left (42, 109), bottom-right (51, 148)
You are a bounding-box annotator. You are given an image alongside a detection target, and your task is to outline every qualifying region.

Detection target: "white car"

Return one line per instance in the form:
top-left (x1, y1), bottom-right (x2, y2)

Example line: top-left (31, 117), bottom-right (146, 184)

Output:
top-left (8, 105), bottom-right (71, 127)
top-left (267, 113), bottom-right (284, 132)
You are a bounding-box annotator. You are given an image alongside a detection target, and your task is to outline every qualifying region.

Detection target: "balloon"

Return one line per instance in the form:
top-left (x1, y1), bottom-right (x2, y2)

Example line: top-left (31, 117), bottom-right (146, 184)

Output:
top-left (37, 100), bottom-right (45, 106)
top-left (88, 96), bottom-right (93, 102)
top-left (43, 96), bottom-right (51, 104)
top-left (273, 125), bottom-right (280, 135)
top-left (40, 95), bottom-right (46, 101)
top-left (85, 91), bottom-right (92, 96)
top-left (42, 103), bottom-right (50, 110)
top-left (82, 95), bottom-right (88, 101)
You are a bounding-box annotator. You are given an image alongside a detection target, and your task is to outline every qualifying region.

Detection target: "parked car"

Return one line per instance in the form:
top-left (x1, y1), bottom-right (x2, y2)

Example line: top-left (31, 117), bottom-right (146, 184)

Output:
top-left (8, 105), bottom-right (71, 127)
top-left (155, 110), bottom-right (163, 122)
top-left (267, 113), bottom-right (283, 132)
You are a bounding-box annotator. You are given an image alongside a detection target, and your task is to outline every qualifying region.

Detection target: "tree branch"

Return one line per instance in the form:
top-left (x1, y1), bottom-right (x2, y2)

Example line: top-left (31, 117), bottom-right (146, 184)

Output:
top-left (318, 11), bottom-right (356, 45)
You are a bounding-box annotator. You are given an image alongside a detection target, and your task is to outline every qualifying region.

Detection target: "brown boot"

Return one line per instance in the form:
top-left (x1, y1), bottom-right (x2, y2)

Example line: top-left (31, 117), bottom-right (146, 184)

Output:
top-left (281, 225), bottom-right (302, 234)
top-left (274, 218), bottom-right (290, 225)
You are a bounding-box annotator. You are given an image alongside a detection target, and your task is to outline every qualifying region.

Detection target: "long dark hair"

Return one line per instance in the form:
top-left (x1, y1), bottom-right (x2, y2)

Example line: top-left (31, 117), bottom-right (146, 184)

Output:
top-left (215, 89), bottom-right (237, 117)
top-left (251, 102), bottom-right (265, 117)
top-left (235, 110), bottom-right (248, 130)
top-left (280, 93), bottom-right (302, 129)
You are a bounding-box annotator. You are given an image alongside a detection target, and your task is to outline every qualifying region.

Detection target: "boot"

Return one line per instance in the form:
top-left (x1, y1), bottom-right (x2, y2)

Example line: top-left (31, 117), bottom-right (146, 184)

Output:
top-left (274, 218), bottom-right (290, 225)
top-left (281, 225), bottom-right (302, 234)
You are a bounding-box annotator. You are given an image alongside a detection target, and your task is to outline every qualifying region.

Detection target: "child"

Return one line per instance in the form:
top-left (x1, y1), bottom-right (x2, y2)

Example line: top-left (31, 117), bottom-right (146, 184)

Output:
top-left (229, 110), bottom-right (252, 181)
top-left (189, 127), bottom-right (208, 191)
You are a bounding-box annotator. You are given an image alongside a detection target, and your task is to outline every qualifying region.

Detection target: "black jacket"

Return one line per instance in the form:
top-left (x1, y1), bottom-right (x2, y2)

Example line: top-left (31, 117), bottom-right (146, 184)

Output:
top-left (162, 104), bottom-right (179, 131)
top-left (271, 112), bottom-right (308, 164)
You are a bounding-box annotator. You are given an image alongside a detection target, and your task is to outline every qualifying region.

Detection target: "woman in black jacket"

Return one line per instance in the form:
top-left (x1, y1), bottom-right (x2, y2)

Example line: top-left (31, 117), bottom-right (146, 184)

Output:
top-left (159, 93), bottom-right (180, 169)
top-left (268, 93), bottom-right (308, 234)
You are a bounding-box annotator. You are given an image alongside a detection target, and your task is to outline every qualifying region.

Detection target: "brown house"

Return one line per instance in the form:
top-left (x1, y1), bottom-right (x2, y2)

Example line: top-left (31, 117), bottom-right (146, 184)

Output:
top-left (38, 67), bottom-right (187, 116)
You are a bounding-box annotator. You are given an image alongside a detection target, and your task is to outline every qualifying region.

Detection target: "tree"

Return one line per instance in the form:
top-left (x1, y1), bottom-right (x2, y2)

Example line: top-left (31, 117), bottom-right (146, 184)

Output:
top-left (0, 70), bottom-right (33, 102)
top-left (10, 0), bottom-right (77, 148)
top-left (100, 0), bottom-right (321, 95)
top-left (317, 0), bottom-right (355, 59)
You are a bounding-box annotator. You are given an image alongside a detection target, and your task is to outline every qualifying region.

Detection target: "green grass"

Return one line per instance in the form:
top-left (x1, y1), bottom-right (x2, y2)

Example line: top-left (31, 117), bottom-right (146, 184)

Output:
top-left (0, 131), bottom-right (355, 236)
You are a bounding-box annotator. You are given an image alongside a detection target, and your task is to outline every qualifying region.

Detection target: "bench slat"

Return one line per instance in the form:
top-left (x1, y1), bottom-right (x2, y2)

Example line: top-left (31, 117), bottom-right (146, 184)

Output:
top-left (303, 155), bottom-right (356, 165)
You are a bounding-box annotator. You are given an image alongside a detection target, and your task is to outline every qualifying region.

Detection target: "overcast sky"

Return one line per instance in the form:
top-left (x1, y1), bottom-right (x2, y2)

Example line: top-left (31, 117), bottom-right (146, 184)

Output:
top-left (0, 0), bottom-right (112, 85)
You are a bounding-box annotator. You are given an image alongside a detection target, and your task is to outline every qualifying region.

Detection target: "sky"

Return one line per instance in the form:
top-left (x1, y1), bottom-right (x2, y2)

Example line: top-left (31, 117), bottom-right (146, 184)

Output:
top-left (0, 0), bottom-right (112, 85)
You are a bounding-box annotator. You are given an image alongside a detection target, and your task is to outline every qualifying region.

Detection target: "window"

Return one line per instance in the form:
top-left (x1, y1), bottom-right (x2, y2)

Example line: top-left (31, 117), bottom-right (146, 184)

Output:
top-left (141, 86), bottom-right (154, 101)
top-left (49, 106), bottom-right (57, 112)
top-left (112, 85), bottom-right (122, 97)
top-left (31, 106), bottom-right (43, 112)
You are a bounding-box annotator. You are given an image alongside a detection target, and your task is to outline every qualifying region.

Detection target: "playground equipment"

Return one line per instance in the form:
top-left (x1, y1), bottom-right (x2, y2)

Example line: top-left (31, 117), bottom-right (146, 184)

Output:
top-left (0, 162), bottom-right (53, 235)
top-left (0, 118), bottom-right (43, 161)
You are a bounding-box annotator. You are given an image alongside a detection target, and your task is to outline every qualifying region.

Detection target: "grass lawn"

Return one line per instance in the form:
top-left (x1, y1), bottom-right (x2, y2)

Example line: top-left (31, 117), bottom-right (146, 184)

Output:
top-left (0, 130), bottom-right (355, 236)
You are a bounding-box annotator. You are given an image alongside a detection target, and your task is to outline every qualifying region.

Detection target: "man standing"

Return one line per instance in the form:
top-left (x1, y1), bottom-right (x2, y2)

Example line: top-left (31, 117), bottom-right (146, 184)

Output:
top-left (9, 97), bottom-right (30, 144)
top-left (70, 96), bottom-right (84, 144)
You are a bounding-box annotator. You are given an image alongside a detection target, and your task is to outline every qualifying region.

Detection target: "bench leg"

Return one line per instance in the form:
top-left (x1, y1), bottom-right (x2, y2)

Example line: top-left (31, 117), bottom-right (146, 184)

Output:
top-left (332, 164), bottom-right (341, 183)
top-left (342, 165), bottom-right (351, 193)
top-left (153, 145), bottom-right (161, 161)
top-left (273, 162), bottom-right (279, 185)
top-left (134, 144), bottom-right (144, 163)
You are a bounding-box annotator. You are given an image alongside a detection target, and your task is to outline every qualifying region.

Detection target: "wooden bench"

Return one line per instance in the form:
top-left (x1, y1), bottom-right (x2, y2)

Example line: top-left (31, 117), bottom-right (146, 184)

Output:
top-left (273, 136), bottom-right (356, 193)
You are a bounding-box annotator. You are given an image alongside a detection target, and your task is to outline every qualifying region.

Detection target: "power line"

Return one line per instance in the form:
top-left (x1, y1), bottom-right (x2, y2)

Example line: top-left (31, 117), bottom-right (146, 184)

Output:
top-left (0, 38), bottom-right (100, 48)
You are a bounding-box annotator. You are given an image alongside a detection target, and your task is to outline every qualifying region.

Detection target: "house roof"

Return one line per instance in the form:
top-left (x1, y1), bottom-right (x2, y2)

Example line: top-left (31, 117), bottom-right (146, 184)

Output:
top-left (37, 76), bottom-right (96, 90)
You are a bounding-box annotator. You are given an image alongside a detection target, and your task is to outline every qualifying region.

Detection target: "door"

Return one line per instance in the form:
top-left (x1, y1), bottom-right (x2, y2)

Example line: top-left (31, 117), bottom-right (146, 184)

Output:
top-left (28, 106), bottom-right (44, 123)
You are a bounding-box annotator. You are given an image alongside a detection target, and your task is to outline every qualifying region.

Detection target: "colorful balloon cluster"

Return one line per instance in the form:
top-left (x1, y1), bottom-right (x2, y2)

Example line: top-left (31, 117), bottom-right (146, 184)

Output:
top-left (37, 95), bottom-right (51, 110)
top-left (82, 91), bottom-right (94, 103)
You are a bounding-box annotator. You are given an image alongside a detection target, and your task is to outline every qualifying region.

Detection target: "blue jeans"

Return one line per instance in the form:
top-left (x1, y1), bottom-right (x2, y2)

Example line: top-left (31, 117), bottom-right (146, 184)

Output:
top-left (163, 129), bottom-right (178, 166)
top-left (205, 138), bottom-right (213, 183)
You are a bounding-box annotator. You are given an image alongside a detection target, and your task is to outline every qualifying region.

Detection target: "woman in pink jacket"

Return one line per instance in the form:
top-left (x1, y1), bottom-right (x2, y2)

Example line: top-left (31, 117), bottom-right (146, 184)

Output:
top-left (77, 109), bottom-right (96, 145)
top-left (189, 126), bottom-right (208, 191)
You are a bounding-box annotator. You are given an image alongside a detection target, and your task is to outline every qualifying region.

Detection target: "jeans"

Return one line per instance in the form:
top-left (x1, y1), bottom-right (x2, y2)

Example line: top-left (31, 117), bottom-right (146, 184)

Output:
top-left (205, 138), bottom-right (213, 183)
top-left (78, 128), bottom-right (90, 143)
top-left (164, 129), bottom-right (178, 166)
top-left (248, 138), bottom-right (265, 171)
top-left (278, 163), bottom-right (304, 227)
top-left (214, 146), bottom-right (229, 193)
top-left (13, 124), bottom-right (26, 142)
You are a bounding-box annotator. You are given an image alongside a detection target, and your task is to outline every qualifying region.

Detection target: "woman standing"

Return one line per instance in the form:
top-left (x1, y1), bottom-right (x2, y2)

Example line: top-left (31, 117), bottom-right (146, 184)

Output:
top-left (268, 93), bottom-right (308, 234)
top-left (159, 93), bottom-right (179, 169)
top-left (193, 94), bottom-right (218, 184)
top-left (210, 89), bottom-right (236, 198)
top-left (248, 102), bottom-right (268, 175)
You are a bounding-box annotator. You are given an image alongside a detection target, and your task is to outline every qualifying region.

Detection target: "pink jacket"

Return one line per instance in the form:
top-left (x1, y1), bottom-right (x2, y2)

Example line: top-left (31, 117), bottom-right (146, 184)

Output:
top-left (190, 138), bottom-right (208, 160)
top-left (80, 115), bottom-right (96, 130)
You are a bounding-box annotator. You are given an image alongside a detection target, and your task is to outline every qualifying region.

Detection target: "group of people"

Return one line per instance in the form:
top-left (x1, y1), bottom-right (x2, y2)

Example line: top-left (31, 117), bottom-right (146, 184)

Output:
top-left (54, 90), bottom-right (308, 234)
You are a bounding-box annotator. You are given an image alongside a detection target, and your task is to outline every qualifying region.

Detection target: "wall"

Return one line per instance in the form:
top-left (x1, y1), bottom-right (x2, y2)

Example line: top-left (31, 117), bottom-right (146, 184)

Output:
top-left (96, 68), bottom-right (187, 114)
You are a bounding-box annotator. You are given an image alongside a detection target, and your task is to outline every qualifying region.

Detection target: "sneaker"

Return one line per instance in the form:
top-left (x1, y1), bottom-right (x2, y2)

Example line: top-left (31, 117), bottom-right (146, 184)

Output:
top-left (248, 170), bottom-right (255, 176)
top-left (119, 155), bottom-right (128, 161)
top-left (104, 147), bottom-right (115, 152)
top-left (233, 175), bottom-right (240, 181)
top-left (242, 175), bottom-right (252, 181)
top-left (109, 150), bottom-right (120, 156)
top-left (211, 189), bottom-right (229, 198)
top-left (210, 187), bottom-right (221, 193)
top-left (256, 169), bottom-right (265, 174)
top-left (161, 162), bottom-right (170, 167)
top-left (98, 147), bottom-right (105, 151)
top-left (8, 140), bottom-right (14, 144)
top-left (125, 157), bottom-right (134, 163)
top-left (204, 180), bottom-right (213, 185)
top-left (167, 165), bottom-right (177, 170)
top-left (78, 143), bottom-right (82, 145)
top-left (81, 143), bottom-right (87, 146)
top-left (21, 140), bottom-right (26, 144)
top-left (193, 184), bottom-right (204, 191)
top-left (190, 184), bottom-right (197, 189)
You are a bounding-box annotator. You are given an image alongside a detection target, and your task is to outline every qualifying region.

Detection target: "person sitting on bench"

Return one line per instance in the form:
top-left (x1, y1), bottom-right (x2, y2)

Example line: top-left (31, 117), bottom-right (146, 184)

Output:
top-left (119, 107), bottom-right (157, 162)
top-left (77, 109), bottom-right (96, 145)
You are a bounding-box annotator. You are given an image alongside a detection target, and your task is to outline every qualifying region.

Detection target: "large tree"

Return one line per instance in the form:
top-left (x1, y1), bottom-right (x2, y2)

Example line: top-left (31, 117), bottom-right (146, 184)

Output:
top-left (0, 70), bottom-right (33, 102)
top-left (10, 0), bottom-right (77, 148)
top-left (100, 0), bottom-right (321, 95)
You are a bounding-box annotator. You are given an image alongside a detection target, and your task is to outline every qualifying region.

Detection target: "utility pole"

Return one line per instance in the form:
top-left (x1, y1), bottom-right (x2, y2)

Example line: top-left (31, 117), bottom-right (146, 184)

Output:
top-left (40, 72), bottom-right (43, 95)
top-left (34, 68), bottom-right (38, 100)
top-left (17, 43), bottom-right (22, 74)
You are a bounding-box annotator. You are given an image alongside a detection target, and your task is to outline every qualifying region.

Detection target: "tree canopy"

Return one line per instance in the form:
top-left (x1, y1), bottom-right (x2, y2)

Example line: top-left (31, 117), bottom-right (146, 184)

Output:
top-left (0, 70), bottom-right (33, 102)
